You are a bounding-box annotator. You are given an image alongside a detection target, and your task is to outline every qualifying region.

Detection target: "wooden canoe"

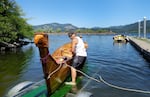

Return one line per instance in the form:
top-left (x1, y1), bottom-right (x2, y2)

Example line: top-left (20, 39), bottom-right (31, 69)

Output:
top-left (34, 32), bottom-right (73, 96)
top-left (7, 33), bottom-right (88, 97)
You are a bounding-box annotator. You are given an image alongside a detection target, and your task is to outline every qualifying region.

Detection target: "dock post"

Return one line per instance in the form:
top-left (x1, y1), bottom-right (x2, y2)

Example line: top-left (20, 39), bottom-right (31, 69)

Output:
top-left (138, 20), bottom-right (141, 37)
top-left (143, 17), bottom-right (146, 38)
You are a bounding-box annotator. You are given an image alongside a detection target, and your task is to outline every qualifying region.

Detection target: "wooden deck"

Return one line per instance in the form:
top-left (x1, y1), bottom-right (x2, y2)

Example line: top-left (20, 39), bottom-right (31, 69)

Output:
top-left (128, 36), bottom-right (150, 61)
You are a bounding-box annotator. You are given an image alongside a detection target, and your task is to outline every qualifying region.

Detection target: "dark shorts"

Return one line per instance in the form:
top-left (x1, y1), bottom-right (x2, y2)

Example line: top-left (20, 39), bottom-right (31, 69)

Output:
top-left (72, 56), bottom-right (87, 69)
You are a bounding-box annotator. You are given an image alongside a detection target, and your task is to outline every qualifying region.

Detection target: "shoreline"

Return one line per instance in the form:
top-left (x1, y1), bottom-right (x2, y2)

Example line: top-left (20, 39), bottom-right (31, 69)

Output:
top-left (44, 32), bottom-right (116, 35)
top-left (0, 32), bottom-right (115, 51)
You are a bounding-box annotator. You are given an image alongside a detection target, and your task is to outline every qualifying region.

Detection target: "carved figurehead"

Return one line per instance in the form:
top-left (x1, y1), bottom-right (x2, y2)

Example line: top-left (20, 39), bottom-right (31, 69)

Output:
top-left (34, 32), bottom-right (48, 48)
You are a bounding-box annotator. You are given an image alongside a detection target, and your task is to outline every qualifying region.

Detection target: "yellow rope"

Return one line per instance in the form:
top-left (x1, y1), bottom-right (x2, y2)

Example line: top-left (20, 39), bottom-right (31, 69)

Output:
top-left (98, 75), bottom-right (150, 94)
top-left (66, 64), bottom-right (150, 94)
top-left (47, 62), bottom-right (150, 94)
top-left (47, 63), bottom-right (62, 79)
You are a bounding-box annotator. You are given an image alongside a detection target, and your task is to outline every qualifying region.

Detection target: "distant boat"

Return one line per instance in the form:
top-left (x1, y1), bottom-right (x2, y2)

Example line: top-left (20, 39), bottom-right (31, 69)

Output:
top-left (113, 35), bottom-right (128, 42)
top-left (7, 33), bottom-right (86, 97)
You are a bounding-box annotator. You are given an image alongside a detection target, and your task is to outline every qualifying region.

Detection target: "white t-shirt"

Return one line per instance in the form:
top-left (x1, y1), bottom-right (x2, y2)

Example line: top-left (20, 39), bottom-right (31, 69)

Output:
top-left (75, 36), bottom-right (87, 56)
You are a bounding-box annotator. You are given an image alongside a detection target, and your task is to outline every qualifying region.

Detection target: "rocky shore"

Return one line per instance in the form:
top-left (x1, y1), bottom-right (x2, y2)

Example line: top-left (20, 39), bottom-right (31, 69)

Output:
top-left (0, 40), bottom-right (33, 51)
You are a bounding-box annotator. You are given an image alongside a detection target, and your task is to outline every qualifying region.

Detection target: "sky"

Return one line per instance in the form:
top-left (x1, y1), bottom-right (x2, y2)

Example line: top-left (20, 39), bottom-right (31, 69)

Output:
top-left (15, 0), bottom-right (150, 28)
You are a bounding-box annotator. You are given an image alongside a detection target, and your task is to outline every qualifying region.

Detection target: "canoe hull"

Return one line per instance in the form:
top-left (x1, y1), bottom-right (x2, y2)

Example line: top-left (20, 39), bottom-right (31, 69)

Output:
top-left (48, 42), bottom-right (73, 93)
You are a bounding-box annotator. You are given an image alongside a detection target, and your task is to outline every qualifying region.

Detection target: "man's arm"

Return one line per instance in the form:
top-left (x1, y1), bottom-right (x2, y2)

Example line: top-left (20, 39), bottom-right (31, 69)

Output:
top-left (71, 38), bottom-right (78, 54)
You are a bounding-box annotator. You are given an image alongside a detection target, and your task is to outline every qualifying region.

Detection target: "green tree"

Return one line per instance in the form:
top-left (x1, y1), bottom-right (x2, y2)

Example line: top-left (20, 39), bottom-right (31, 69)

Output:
top-left (56, 28), bottom-right (61, 33)
top-left (0, 0), bottom-right (33, 43)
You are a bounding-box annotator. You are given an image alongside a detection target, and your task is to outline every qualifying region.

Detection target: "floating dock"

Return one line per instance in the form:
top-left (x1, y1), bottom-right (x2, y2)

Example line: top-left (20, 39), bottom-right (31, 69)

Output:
top-left (128, 36), bottom-right (150, 61)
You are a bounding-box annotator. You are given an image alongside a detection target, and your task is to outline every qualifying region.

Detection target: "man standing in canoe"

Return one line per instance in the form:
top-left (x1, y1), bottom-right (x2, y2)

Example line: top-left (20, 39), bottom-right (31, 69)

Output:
top-left (65, 32), bottom-right (87, 85)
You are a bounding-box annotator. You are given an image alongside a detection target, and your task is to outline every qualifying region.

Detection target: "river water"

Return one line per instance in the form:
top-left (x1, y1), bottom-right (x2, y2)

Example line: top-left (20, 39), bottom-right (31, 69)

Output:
top-left (0, 34), bottom-right (150, 97)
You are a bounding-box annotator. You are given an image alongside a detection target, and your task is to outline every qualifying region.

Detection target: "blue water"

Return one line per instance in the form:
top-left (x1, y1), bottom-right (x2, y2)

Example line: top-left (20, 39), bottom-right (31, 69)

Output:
top-left (0, 34), bottom-right (150, 97)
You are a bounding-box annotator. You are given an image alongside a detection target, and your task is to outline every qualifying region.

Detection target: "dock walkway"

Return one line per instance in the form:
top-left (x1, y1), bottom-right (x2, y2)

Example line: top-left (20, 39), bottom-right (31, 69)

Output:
top-left (128, 36), bottom-right (150, 61)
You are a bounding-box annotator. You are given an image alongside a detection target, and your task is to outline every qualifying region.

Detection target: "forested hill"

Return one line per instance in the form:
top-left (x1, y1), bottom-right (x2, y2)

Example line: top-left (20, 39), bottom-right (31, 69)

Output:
top-left (33, 20), bottom-right (150, 33)
top-left (108, 20), bottom-right (150, 33)
top-left (33, 23), bottom-right (78, 32)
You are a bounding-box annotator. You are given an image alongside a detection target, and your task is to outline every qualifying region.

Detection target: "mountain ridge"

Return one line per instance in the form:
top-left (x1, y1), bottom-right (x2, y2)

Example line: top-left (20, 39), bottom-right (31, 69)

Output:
top-left (33, 20), bottom-right (150, 33)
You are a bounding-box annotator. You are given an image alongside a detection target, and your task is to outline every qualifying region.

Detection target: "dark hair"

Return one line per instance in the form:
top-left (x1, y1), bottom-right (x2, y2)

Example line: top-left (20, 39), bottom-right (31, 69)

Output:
top-left (68, 32), bottom-right (75, 37)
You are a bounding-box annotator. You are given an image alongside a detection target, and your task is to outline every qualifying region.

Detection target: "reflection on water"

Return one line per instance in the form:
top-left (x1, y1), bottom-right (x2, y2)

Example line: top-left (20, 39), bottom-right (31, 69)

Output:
top-left (113, 41), bottom-right (127, 47)
top-left (0, 34), bottom-right (150, 97)
top-left (0, 44), bottom-right (35, 96)
top-left (80, 35), bottom-right (150, 97)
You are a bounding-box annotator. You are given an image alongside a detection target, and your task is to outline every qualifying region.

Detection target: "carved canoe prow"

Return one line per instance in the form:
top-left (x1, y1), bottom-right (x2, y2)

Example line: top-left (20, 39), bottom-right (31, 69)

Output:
top-left (34, 32), bottom-right (73, 96)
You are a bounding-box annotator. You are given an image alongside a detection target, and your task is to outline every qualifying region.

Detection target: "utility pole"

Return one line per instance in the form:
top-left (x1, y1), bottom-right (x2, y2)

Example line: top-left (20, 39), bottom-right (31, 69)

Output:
top-left (143, 17), bottom-right (146, 38)
top-left (138, 20), bottom-right (141, 37)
